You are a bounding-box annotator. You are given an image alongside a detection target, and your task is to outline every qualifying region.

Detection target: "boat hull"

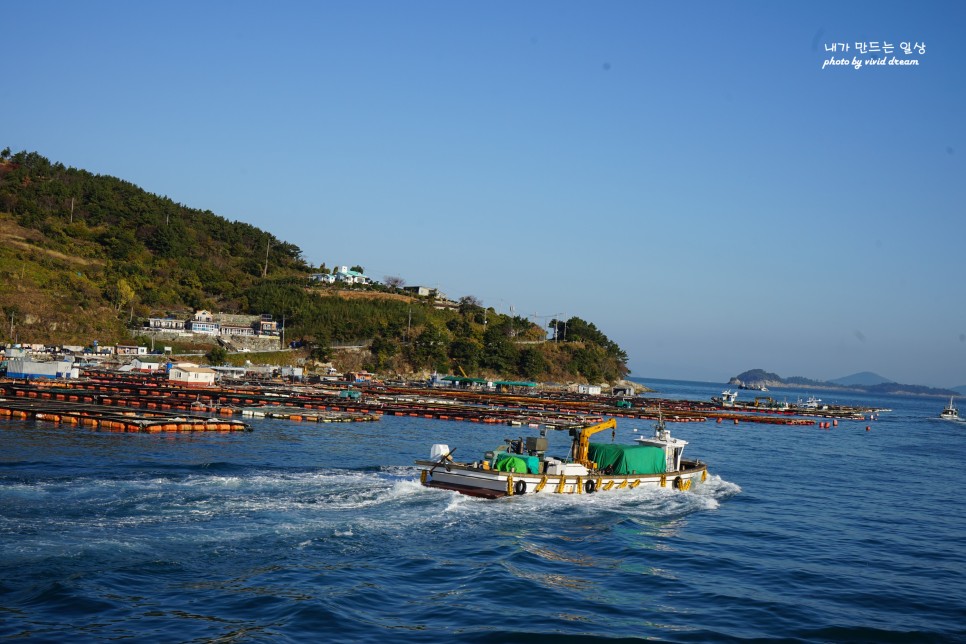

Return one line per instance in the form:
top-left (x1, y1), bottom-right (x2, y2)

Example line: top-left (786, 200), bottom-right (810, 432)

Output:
top-left (415, 459), bottom-right (708, 498)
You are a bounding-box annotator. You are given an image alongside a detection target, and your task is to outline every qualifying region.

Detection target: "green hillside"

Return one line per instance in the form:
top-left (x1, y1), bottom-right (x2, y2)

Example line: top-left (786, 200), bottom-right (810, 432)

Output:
top-left (0, 149), bottom-right (629, 382)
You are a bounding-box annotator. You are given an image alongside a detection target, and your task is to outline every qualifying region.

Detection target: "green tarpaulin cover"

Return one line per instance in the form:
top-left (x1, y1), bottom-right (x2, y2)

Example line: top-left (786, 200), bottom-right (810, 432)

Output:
top-left (494, 454), bottom-right (529, 473)
top-left (493, 453), bottom-right (540, 473)
top-left (588, 443), bottom-right (667, 475)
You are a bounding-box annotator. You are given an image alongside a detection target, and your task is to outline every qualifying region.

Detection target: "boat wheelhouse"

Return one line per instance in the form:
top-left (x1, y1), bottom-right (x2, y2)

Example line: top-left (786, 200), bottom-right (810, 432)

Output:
top-left (940, 397), bottom-right (960, 421)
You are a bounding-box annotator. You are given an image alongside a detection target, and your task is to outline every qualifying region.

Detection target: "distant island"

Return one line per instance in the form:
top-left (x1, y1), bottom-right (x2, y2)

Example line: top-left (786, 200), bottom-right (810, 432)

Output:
top-left (729, 369), bottom-right (958, 397)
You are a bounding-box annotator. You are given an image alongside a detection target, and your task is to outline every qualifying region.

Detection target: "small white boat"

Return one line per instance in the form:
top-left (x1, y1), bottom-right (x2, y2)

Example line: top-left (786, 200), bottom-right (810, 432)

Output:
top-left (797, 396), bottom-right (827, 411)
top-left (415, 417), bottom-right (708, 499)
top-left (712, 390), bottom-right (739, 407)
top-left (940, 396), bottom-right (960, 421)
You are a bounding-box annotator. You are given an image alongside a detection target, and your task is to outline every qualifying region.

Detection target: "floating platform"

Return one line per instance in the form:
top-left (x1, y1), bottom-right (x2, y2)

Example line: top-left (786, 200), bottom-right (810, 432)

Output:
top-left (240, 406), bottom-right (379, 423)
top-left (0, 396), bottom-right (249, 432)
top-left (0, 373), bottom-right (878, 432)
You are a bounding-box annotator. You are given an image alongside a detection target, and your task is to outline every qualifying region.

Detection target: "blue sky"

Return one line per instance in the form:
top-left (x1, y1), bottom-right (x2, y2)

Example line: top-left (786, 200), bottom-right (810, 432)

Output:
top-left (4, 1), bottom-right (964, 387)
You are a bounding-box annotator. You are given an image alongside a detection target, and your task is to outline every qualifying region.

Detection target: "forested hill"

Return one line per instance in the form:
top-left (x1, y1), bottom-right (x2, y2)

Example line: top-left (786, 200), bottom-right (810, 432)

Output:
top-left (0, 149), bottom-right (629, 383)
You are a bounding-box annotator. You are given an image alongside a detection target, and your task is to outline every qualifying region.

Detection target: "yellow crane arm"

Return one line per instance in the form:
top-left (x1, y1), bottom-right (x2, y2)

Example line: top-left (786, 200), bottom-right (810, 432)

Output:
top-left (574, 418), bottom-right (617, 467)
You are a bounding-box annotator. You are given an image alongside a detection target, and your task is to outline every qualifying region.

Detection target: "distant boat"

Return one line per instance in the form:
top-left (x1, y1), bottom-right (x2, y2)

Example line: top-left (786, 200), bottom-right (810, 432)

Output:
top-left (711, 389), bottom-right (739, 407)
top-left (738, 383), bottom-right (768, 391)
top-left (939, 396), bottom-right (960, 421)
top-left (798, 396), bottom-right (825, 411)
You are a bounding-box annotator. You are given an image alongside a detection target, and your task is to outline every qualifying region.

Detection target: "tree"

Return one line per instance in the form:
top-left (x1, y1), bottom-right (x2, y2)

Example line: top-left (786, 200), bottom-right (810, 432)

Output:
top-left (369, 334), bottom-right (399, 371)
top-left (350, 265), bottom-right (365, 274)
top-left (448, 338), bottom-right (482, 373)
top-left (384, 275), bottom-right (405, 289)
top-left (205, 346), bottom-right (228, 365)
top-left (409, 323), bottom-right (449, 370)
top-left (481, 324), bottom-right (518, 373)
top-left (458, 295), bottom-right (483, 315)
top-left (109, 278), bottom-right (136, 312)
top-left (517, 348), bottom-right (548, 380)
top-left (309, 342), bottom-right (332, 363)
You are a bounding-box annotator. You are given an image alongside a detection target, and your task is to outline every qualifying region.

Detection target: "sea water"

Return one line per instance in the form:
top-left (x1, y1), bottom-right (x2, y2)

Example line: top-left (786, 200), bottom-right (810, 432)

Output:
top-left (1, 379), bottom-right (964, 642)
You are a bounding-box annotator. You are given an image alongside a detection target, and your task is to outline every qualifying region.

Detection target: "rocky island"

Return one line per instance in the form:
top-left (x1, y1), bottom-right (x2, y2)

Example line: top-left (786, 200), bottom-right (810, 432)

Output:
top-left (729, 369), bottom-right (957, 397)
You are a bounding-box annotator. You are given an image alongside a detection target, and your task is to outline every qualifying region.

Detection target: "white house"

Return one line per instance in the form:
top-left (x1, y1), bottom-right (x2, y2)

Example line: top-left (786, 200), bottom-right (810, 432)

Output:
top-left (403, 286), bottom-right (445, 299)
top-left (131, 359), bottom-right (163, 373)
top-left (185, 310), bottom-right (219, 335)
top-left (310, 273), bottom-right (337, 284)
top-left (220, 324), bottom-right (256, 337)
top-left (168, 362), bottom-right (217, 387)
top-left (116, 345), bottom-right (148, 356)
top-left (147, 316), bottom-right (186, 331)
top-left (333, 266), bottom-right (371, 285)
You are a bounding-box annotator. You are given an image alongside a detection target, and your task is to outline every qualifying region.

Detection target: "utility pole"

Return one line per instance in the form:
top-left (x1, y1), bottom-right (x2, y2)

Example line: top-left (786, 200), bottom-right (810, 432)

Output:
top-left (69, 197), bottom-right (74, 224)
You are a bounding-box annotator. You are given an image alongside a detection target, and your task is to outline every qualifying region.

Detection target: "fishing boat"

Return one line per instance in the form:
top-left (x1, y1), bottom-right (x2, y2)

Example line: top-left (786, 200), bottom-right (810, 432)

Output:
top-left (799, 396), bottom-right (825, 410)
top-left (415, 416), bottom-right (708, 499)
top-left (711, 389), bottom-right (739, 407)
top-left (939, 396), bottom-right (960, 421)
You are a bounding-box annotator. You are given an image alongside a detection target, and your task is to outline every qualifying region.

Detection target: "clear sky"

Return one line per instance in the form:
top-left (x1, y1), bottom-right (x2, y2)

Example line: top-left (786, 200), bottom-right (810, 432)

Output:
top-left (4, 1), bottom-right (964, 387)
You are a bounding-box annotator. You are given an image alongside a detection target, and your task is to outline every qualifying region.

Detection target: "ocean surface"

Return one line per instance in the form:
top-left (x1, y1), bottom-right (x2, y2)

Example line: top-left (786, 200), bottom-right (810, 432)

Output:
top-left (2, 378), bottom-right (964, 643)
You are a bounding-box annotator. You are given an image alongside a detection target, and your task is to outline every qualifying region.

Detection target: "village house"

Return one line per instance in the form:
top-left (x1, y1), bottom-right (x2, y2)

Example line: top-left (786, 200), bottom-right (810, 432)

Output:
top-left (116, 345), bottom-right (148, 356)
top-left (168, 362), bottom-right (217, 387)
top-left (130, 358), bottom-right (163, 373)
top-left (187, 310), bottom-right (219, 335)
top-left (403, 286), bottom-right (445, 299)
top-left (569, 383), bottom-right (602, 396)
top-left (146, 316), bottom-right (187, 331)
top-left (333, 266), bottom-right (371, 285)
top-left (220, 324), bottom-right (256, 338)
top-left (258, 314), bottom-right (279, 335)
top-left (310, 273), bottom-right (337, 284)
